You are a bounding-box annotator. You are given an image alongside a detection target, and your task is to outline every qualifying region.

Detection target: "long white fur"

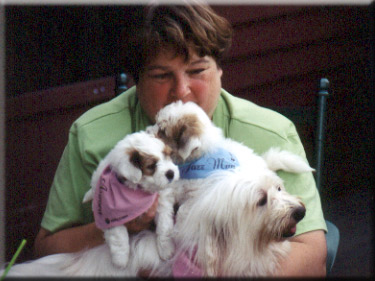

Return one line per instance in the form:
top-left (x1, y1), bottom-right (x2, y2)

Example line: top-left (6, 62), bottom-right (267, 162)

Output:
top-left (262, 147), bottom-right (315, 174)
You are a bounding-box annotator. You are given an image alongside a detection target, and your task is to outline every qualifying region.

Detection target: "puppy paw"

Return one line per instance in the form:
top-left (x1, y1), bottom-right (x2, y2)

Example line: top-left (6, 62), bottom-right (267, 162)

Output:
top-left (111, 251), bottom-right (129, 268)
top-left (157, 237), bottom-right (175, 261)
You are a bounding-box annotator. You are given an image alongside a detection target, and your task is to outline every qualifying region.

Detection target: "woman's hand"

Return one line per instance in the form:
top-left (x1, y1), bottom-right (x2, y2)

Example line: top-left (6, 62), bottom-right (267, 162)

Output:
top-left (125, 194), bottom-right (159, 234)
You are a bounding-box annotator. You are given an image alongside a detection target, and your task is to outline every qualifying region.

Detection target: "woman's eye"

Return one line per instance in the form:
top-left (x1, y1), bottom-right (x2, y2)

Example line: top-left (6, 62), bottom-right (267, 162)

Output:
top-left (150, 73), bottom-right (170, 79)
top-left (189, 68), bottom-right (205, 75)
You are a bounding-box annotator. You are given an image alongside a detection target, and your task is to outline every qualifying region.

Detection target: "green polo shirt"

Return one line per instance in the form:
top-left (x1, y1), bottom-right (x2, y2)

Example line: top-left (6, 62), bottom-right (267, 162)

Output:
top-left (41, 86), bottom-right (327, 235)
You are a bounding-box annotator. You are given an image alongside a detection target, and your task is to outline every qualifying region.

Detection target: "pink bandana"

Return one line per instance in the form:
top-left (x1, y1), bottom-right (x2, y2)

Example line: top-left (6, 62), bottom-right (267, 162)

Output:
top-left (92, 166), bottom-right (158, 230)
top-left (173, 247), bottom-right (203, 277)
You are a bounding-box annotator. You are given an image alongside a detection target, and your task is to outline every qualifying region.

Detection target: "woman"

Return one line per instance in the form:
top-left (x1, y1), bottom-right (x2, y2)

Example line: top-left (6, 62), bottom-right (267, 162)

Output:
top-left (34, 3), bottom-right (327, 276)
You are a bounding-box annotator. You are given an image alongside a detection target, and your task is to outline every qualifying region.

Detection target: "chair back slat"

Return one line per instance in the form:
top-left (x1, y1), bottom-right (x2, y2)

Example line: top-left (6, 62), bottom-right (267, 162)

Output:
top-left (315, 78), bottom-right (330, 192)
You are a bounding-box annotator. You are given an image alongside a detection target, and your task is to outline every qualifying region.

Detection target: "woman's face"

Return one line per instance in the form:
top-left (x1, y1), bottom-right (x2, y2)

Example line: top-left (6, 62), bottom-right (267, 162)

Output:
top-left (136, 49), bottom-right (223, 123)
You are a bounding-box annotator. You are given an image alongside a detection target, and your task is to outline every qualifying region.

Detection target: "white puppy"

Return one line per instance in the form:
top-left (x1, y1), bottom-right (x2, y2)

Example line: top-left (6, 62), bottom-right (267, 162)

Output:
top-left (82, 130), bottom-right (179, 268)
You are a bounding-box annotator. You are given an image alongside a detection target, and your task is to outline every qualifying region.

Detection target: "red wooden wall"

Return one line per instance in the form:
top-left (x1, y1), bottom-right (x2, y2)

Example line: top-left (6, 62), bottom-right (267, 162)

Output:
top-left (5, 77), bottom-right (120, 262)
top-left (214, 5), bottom-right (372, 200)
top-left (5, 5), bottom-right (372, 263)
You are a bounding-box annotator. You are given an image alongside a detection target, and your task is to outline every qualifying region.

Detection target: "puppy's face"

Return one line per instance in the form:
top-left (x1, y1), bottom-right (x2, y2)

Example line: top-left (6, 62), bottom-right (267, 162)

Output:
top-left (157, 113), bottom-right (204, 163)
top-left (155, 101), bottom-right (217, 163)
top-left (113, 132), bottom-right (179, 192)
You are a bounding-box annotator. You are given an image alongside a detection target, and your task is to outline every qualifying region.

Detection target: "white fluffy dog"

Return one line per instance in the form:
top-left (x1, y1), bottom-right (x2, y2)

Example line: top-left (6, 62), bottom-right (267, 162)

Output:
top-left (171, 164), bottom-right (308, 277)
top-left (153, 101), bottom-right (314, 276)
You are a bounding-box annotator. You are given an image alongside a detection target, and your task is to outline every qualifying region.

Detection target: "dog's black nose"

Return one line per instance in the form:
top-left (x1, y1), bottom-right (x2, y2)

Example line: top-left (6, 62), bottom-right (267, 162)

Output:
top-left (165, 170), bottom-right (175, 181)
top-left (292, 206), bottom-right (306, 222)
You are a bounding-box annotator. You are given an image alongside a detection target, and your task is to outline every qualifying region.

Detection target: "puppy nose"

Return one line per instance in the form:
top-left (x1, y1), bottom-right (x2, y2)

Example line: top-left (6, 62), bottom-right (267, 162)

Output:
top-left (292, 206), bottom-right (306, 222)
top-left (165, 170), bottom-right (175, 182)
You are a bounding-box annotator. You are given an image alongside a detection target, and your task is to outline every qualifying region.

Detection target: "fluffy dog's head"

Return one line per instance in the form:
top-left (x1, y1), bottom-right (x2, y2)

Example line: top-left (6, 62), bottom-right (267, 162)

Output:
top-left (154, 101), bottom-right (223, 164)
top-left (106, 131), bottom-right (179, 192)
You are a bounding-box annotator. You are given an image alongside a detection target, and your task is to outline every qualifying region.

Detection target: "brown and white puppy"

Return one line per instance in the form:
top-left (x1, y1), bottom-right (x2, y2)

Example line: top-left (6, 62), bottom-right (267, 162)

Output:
top-left (83, 130), bottom-right (179, 269)
top-left (152, 100), bottom-right (224, 164)
top-left (154, 101), bottom-right (313, 175)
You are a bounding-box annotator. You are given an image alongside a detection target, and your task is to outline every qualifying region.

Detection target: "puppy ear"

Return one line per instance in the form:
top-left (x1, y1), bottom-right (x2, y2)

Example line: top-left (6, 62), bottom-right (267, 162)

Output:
top-left (122, 150), bottom-right (143, 183)
top-left (176, 117), bottom-right (204, 160)
top-left (178, 137), bottom-right (201, 161)
top-left (145, 124), bottom-right (159, 136)
top-left (262, 147), bottom-right (315, 173)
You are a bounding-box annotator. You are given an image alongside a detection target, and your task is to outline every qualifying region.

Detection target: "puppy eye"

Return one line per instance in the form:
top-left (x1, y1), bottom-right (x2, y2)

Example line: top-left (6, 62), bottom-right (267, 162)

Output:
top-left (158, 129), bottom-right (166, 138)
top-left (277, 186), bottom-right (281, 191)
top-left (257, 194), bottom-right (267, 207)
top-left (175, 125), bottom-right (189, 149)
top-left (146, 163), bottom-right (157, 171)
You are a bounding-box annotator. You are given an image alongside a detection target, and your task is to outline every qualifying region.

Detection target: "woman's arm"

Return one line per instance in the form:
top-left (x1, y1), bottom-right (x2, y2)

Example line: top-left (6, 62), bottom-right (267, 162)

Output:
top-left (34, 223), bottom-right (104, 258)
top-left (276, 230), bottom-right (327, 277)
top-left (34, 196), bottom-right (159, 258)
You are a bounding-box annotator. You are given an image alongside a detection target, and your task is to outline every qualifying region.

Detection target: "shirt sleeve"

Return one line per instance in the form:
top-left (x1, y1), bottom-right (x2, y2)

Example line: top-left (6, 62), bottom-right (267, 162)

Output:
top-left (222, 99), bottom-right (327, 235)
top-left (274, 123), bottom-right (327, 235)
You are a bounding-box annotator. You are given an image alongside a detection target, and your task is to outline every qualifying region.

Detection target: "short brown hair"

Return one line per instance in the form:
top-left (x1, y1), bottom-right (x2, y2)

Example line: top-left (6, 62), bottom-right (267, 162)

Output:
top-left (121, 4), bottom-right (233, 84)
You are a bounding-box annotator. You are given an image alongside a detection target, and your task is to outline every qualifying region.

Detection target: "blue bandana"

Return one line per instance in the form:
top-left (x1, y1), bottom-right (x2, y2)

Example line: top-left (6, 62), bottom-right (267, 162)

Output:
top-left (178, 147), bottom-right (239, 179)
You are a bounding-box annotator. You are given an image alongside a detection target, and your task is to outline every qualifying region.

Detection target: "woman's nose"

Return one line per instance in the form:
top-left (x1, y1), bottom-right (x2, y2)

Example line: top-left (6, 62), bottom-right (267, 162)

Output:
top-left (171, 75), bottom-right (190, 99)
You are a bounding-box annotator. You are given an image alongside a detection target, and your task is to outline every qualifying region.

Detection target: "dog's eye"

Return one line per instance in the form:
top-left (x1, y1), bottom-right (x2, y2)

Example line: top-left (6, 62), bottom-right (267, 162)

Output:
top-left (146, 163), bottom-right (157, 171)
top-left (277, 185), bottom-right (281, 191)
top-left (257, 194), bottom-right (267, 207)
top-left (158, 129), bottom-right (166, 138)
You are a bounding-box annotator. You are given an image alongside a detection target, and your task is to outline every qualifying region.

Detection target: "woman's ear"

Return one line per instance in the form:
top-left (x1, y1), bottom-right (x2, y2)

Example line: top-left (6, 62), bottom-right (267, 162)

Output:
top-left (217, 67), bottom-right (223, 79)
